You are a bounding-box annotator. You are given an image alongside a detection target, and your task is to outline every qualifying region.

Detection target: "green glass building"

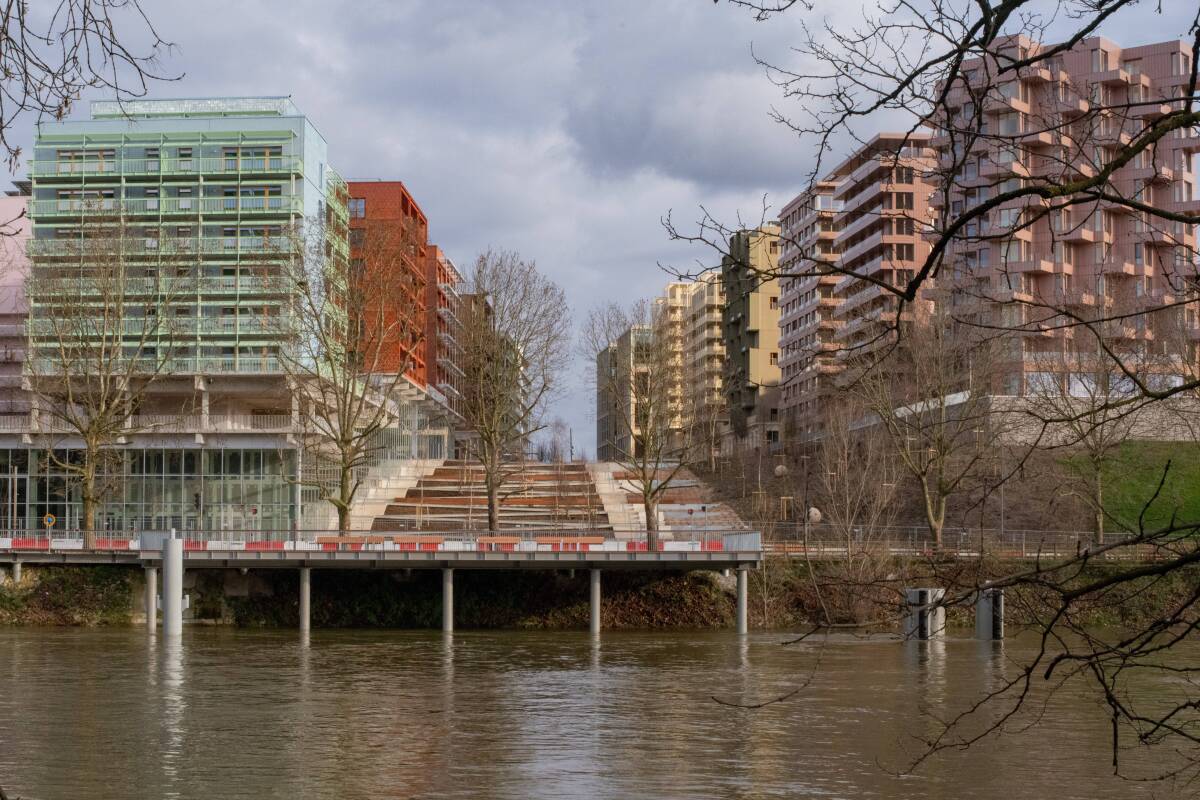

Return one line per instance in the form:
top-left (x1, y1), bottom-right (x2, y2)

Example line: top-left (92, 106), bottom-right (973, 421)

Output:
top-left (14, 97), bottom-right (349, 533)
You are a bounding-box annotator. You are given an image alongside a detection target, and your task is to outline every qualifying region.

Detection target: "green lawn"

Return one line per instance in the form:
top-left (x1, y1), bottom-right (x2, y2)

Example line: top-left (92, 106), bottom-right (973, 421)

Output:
top-left (1098, 442), bottom-right (1200, 532)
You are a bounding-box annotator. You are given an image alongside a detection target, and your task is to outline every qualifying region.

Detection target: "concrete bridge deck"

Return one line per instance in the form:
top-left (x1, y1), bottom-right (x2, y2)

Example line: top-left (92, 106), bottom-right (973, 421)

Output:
top-left (0, 529), bottom-right (762, 635)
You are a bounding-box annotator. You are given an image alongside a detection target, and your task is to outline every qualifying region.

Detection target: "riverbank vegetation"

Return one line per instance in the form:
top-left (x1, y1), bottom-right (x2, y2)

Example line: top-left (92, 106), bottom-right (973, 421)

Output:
top-left (3, 560), bottom-right (1195, 633)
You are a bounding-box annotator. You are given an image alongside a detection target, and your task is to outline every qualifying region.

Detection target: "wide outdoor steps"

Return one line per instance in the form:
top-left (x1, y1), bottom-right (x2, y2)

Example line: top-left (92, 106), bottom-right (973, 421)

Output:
top-left (371, 460), bottom-right (613, 532)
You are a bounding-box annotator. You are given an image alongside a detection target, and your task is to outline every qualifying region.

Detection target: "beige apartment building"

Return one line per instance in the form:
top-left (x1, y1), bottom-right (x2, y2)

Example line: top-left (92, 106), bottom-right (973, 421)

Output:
top-left (595, 324), bottom-right (647, 462)
top-left (653, 282), bottom-right (690, 441)
top-left (778, 135), bottom-right (938, 439)
top-left (934, 35), bottom-right (1200, 393)
top-left (721, 224), bottom-right (782, 450)
top-left (683, 270), bottom-right (726, 436)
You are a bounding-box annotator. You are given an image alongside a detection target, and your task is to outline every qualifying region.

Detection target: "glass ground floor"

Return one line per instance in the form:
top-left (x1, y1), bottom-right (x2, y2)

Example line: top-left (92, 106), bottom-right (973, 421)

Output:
top-left (0, 448), bottom-right (298, 533)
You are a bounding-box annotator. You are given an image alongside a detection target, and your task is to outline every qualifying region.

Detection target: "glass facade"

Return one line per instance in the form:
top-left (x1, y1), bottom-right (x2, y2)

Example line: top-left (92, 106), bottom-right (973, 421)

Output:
top-left (0, 448), bottom-right (296, 533)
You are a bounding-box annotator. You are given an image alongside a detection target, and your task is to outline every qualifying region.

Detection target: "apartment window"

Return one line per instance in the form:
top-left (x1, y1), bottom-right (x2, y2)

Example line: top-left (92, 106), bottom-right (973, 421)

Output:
top-left (769, 352), bottom-right (778, 366)
top-left (348, 229), bottom-right (365, 248)
top-left (349, 198), bottom-right (366, 219)
top-left (1134, 242), bottom-right (1144, 267)
top-left (145, 187), bottom-right (159, 211)
top-left (1171, 52), bottom-right (1191, 77)
top-left (998, 112), bottom-right (1021, 136)
top-left (894, 192), bottom-right (913, 210)
top-left (178, 186), bottom-right (193, 211)
top-left (1091, 49), bottom-right (1109, 73)
top-left (769, 296), bottom-right (778, 309)
top-left (178, 147), bottom-right (193, 170)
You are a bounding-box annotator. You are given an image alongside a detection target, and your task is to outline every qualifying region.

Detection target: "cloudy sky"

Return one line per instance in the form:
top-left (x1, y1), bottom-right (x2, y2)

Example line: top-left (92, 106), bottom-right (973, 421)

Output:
top-left (9, 1), bottom-right (1193, 453)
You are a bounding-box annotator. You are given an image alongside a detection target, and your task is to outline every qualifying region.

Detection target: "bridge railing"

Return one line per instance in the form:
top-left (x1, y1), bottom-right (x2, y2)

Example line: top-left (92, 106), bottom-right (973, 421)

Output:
top-left (761, 523), bottom-right (1170, 560)
top-left (0, 528), bottom-right (764, 554)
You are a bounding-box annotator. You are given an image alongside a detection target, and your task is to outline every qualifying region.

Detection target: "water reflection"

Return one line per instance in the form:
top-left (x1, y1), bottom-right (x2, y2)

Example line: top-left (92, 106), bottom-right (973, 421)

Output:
top-left (160, 638), bottom-right (187, 794)
top-left (0, 628), bottom-right (1186, 800)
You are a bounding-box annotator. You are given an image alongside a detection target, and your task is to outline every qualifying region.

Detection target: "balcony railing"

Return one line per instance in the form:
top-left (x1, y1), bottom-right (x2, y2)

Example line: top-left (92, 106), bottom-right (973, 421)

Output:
top-left (30, 155), bottom-right (304, 178)
top-left (29, 236), bottom-right (298, 258)
top-left (0, 413), bottom-right (296, 434)
top-left (30, 196), bottom-right (303, 218)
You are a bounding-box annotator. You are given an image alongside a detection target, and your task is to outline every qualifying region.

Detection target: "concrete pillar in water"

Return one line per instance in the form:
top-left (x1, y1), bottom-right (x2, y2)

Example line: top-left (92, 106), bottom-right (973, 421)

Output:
top-left (975, 588), bottom-right (1004, 640)
top-left (589, 568), bottom-right (601, 636)
top-left (161, 532), bottom-right (184, 637)
top-left (442, 568), bottom-right (454, 633)
top-left (904, 588), bottom-right (946, 640)
top-left (144, 566), bottom-right (157, 628)
top-left (10, 560), bottom-right (20, 584)
top-left (299, 567), bottom-right (311, 633)
top-left (736, 566), bottom-right (748, 636)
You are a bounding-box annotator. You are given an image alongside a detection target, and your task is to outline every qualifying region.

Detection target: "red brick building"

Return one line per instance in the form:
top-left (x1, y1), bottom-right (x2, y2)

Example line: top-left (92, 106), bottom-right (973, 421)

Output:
top-left (347, 180), bottom-right (429, 384)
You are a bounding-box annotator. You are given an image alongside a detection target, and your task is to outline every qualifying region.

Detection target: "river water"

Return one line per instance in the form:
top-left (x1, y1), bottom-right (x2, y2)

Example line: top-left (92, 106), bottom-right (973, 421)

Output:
top-left (0, 627), bottom-right (1187, 799)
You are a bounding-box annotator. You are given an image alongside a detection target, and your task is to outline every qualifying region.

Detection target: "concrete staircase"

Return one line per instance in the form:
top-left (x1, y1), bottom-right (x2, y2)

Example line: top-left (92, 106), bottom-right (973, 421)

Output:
top-left (588, 462), bottom-right (747, 539)
top-left (348, 458), bottom-right (445, 531)
top-left (370, 460), bottom-right (613, 532)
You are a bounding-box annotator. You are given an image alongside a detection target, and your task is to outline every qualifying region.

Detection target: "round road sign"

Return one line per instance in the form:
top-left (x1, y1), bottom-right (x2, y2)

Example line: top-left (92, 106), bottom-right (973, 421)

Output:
top-left (43, 513), bottom-right (56, 528)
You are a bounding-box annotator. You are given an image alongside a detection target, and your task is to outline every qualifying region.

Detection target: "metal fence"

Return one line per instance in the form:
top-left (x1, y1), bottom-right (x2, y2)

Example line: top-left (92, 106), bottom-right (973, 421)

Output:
top-left (761, 523), bottom-right (1172, 560)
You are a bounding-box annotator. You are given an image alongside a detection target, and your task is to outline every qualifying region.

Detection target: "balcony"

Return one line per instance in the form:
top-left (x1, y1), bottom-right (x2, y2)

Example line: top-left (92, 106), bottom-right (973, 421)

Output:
top-left (128, 413), bottom-right (295, 434)
top-left (30, 196), bottom-right (303, 219)
top-left (1173, 198), bottom-right (1200, 216)
top-left (1094, 68), bottom-right (1132, 86)
top-left (1060, 226), bottom-right (1105, 244)
top-left (1019, 130), bottom-right (1054, 148)
top-left (25, 355), bottom-right (283, 376)
top-left (437, 354), bottom-right (465, 378)
top-left (1052, 96), bottom-right (1090, 116)
top-left (1132, 102), bottom-right (1174, 120)
top-left (30, 155), bottom-right (304, 179)
top-left (1099, 260), bottom-right (1136, 276)
top-left (1127, 165), bottom-right (1174, 184)
top-left (1002, 258), bottom-right (1055, 275)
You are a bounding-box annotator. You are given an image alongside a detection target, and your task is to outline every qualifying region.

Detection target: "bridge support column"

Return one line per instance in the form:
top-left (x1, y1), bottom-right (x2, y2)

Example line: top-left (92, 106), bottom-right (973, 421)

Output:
top-left (736, 566), bottom-right (748, 636)
top-left (144, 566), bottom-right (157, 627)
top-left (10, 560), bottom-right (20, 584)
top-left (442, 568), bottom-right (454, 633)
top-left (162, 533), bottom-right (184, 637)
top-left (975, 588), bottom-right (1004, 640)
top-left (904, 588), bottom-right (946, 641)
top-left (299, 567), bottom-right (311, 633)
top-left (589, 568), bottom-right (601, 636)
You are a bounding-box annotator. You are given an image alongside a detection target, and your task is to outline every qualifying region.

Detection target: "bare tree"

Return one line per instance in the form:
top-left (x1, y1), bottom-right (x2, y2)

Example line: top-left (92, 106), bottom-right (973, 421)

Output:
top-left (457, 250), bottom-right (570, 530)
top-left (278, 213), bottom-right (426, 534)
top-left (25, 214), bottom-right (185, 544)
top-left (689, 1), bottom-right (1200, 780)
top-left (534, 417), bottom-right (570, 463)
top-left (585, 299), bottom-right (696, 548)
top-left (812, 396), bottom-right (899, 547)
top-left (850, 307), bottom-right (1006, 548)
top-left (0, 1), bottom-right (176, 168)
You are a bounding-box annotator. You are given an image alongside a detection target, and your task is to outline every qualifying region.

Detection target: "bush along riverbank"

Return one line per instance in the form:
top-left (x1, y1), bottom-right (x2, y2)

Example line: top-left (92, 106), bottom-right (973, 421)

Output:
top-left (0, 566), bottom-right (138, 625)
top-left (2, 559), bottom-right (1194, 631)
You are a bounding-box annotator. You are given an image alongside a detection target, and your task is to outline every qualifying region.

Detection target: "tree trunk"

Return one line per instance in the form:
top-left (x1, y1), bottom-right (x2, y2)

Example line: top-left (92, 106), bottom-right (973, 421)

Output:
top-left (644, 495), bottom-right (658, 551)
top-left (338, 465), bottom-right (353, 534)
top-left (486, 454), bottom-right (500, 531)
top-left (1093, 469), bottom-right (1105, 547)
top-left (82, 460), bottom-right (97, 549)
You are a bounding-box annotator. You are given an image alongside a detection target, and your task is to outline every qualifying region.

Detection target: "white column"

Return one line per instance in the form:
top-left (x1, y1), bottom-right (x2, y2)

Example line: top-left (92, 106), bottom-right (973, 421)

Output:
top-left (589, 568), bottom-right (601, 636)
top-left (161, 533), bottom-right (184, 637)
top-left (299, 567), bottom-right (311, 633)
top-left (442, 568), bottom-right (454, 633)
top-left (144, 566), bottom-right (157, 628)
top-left (10, 560), bottom-right (21, 584)
top-left (904, 588), bottom-right (946, 640)
top-left (975, 588), bottom-right (1004, 640)
top-left (736, 566), bottom-right (748, 636)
